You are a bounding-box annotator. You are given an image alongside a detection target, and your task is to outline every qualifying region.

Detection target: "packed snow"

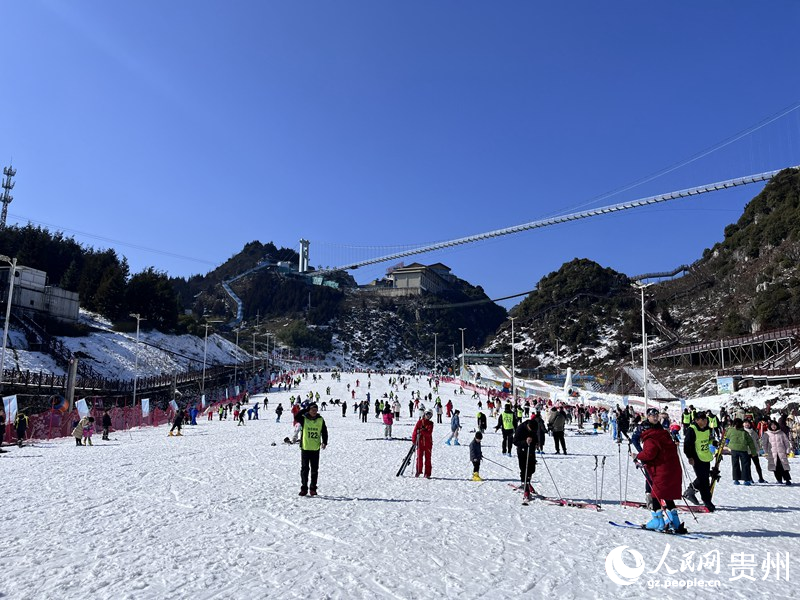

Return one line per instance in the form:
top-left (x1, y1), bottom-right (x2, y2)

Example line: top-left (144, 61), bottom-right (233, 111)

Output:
top-left (1, 371), bottom-right (798, 600)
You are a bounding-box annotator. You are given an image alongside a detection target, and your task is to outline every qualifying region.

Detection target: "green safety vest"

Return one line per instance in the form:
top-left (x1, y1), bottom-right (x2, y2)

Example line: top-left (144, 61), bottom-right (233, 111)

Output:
top-left (682, 412), bottom-right (691, 425)
top-left (302, 417), bottom-right (324, 451)
top-left (709, 416), bottom-right (718, 429)
top-left (502, 412), bottom-right (515, 430)
top-left (690, 424), bottom-right (713, 462)
top-left (517, 408), bottom-right (523, 419)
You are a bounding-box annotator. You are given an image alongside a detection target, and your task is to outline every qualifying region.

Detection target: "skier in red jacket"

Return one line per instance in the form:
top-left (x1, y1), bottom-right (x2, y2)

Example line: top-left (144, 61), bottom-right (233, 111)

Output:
top-left (633, 408), bottom-right (685, 532)
top-left (412, 410), bottom-right (435, 478)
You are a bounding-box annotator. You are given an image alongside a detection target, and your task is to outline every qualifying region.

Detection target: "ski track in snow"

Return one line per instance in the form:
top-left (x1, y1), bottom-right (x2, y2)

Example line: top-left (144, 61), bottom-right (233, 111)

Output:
top-left (1, 372), bottom-right (799, 600)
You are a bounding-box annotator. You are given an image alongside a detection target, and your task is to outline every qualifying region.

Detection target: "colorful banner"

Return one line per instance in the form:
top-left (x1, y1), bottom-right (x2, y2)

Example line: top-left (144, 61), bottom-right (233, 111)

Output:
top-left (3, 395), bottom-right (18, 424)
top-left (141, 398), bottom-right (150, 418)
top-left (75, 398), bottom-right (90, 418)
top-left (52, 395), bottom-right (68, 413)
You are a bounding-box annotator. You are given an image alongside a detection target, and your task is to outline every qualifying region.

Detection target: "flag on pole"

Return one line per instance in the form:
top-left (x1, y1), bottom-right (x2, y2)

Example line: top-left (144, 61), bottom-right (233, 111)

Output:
top-left (170, 399), bottom-right (179, 412)
top-left (235, 386), bottom-right (240, 396)
top-left (3, 395), bottom-right (18, 424)
top-left (680, 398), bottom-right (686, 411)
top-left (75, 398), bottom-right (90, 418)
top-left (141, 398), bottom-right (150, 418)
top-left (201, 394), bottom-right (206, 409)
top-left (622, 395), bottom-right (629, 407)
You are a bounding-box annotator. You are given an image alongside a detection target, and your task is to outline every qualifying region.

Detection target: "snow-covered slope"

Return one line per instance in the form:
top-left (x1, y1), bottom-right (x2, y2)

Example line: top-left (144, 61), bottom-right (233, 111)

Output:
top-left (1, 371), bottom-right (797, 600)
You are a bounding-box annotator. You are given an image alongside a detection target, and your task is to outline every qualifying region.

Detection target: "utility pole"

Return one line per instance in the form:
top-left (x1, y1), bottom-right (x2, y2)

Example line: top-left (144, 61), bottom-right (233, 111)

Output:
top-left (458, 328), bottom-right (466, 381)
top-left (510, 317), bottom-right (517, 401)
top-left (434, 332), bottom-right (438, 377)
top-left (1, 165), bottom-right (16, 229)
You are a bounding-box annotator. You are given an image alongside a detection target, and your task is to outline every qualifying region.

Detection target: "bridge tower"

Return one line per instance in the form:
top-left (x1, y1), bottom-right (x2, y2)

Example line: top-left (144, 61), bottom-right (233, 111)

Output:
top-left (0, 164), bottom-right (16, 229)
top-left (299, 239), bottom-right (310, 273)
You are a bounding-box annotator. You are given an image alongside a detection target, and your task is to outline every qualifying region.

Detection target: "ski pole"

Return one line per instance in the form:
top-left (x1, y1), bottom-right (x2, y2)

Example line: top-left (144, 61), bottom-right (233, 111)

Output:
top-left (617, 441), bottom-right (623, 507)
top-left (599, 456), bottom-right (606, 509)
top-left (482, 456), bottom-right (515, 472)
top-left (675, 447), bottom-right (700, 523)
top-left (539, 450), bottom-right (564, 502)
top-left (593, 455), bottom-right (599, 507)
top-left (521, 442), bottom-right (532, 501)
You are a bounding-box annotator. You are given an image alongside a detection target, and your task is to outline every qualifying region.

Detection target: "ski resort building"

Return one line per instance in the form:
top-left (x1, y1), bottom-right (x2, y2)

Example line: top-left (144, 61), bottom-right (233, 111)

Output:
top-left (0, 264), bottom-right (80, 323)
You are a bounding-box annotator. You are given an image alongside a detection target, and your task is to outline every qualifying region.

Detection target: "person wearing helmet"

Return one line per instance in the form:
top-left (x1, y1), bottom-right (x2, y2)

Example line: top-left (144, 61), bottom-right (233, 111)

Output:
top-left (412, 410), bottom-right (435, 478)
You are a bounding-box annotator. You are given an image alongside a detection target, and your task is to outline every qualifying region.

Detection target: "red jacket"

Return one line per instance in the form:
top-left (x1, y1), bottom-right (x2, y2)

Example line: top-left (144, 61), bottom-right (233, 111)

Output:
top-left (636, 426), bottom-right (682, 501)
top-left (412, 418), bottom-right (434, 450)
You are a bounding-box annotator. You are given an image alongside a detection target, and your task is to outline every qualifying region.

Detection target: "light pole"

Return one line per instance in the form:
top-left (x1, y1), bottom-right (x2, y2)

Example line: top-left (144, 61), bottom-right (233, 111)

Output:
top-left (510, 317), bottom-right (517, 401)
top-left (434, 332), bottom-right (438, 376)
top-left (130, 313), bottom-right (144, 408)
top-left (252, 331), bottom-right (256, 372)
top-left (633, 282), bottom-right (655, 411)
top-left (0, 255), bottom-right (17, 393)
top-left (233, 326), bottom-right (242, 387)
top-left (458, 327), bottom-right (466, 381)
top-left (201, 321), bottom-right (222, 398)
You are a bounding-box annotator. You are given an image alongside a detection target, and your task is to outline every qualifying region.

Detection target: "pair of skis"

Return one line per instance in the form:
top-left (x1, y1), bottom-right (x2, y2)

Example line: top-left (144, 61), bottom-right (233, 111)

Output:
top-left (620, 500), bottom-right (710, 513)
top-left (509, 483), bottom-right (601, 510)
top-left (609, 521), bottom-right (711, 540)
top-left (396, 443), bottom-right (417, 477)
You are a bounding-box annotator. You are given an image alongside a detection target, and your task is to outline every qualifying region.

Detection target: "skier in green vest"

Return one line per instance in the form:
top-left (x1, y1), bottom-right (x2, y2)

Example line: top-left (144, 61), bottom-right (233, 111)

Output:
top-left (297, 403), bottom-right (328, 497)
top-left (683, 411), bottom-right (715, 512)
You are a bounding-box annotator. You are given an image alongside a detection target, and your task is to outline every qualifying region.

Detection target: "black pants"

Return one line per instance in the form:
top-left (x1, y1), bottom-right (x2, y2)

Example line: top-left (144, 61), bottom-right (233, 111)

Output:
top-left (436, 414), bottom-right (442, 424)
top-left (102, 427), bottom-right (109, 440)
top-left (472, 459), bottom-right (481, 475)
top-left (775, 459), bottom-right (792, 483)
top-left (501, 429), bottom-right (514, 453)
top-left (691, 459), bottom-right (713, 504)
top-left (750, 455), bottom-right (765, 480)
top-left (516, 446), bottom-right (536, 484)
top-left (361, 412), bottom-right (367, 423)
top-left (301, 449), bottom-right (321, 491)
top-left (553, 431), bottom-right (567, 454)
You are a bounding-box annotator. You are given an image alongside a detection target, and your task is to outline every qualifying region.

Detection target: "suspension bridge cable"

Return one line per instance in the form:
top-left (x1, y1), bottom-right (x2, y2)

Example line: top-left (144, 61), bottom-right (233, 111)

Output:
top-left (325, 165), bottom-right (800, 272)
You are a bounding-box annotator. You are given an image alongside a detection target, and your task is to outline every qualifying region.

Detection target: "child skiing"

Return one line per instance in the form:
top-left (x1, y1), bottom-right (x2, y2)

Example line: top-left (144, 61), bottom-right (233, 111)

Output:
top-left (82, 416), bottom-right (96, 446)
top-left (445, 410), bottom-right (461, 445)
top-left (470, 432), bottom-right (483, 481)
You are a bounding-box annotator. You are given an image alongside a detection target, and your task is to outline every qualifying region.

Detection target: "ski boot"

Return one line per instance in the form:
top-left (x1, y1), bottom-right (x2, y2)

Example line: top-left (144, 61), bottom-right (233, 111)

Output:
top-left (666, 509), bottom-right (682, 532)
top-left (175, 431), bottom-right (183, 436)
top-left (472, 472), bottom-right (483, 481)
top-left (309, 488), bottom-right (318, 497)
top-left (445, 439), bottom-right (451, 446)
top-left (299, 486), bottom-right (308, 497)
top-left (645, 511), bottom-right (666, 531)
top-left (453, 440), bottom-right (460, 446)
top-left (682, 486), bottom-right (700, 505)
top-left (168, 431), bottom-right (174, 437)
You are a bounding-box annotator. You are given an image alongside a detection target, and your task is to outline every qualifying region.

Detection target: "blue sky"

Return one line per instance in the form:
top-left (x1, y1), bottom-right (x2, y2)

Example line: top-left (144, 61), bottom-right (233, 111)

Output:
top-left (2, 1), bottom-right (800, 308)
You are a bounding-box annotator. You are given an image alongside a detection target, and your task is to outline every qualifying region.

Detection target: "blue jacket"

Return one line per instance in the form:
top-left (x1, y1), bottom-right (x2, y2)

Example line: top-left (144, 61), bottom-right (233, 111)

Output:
top-left (451, 414), bottom-right (461, 432)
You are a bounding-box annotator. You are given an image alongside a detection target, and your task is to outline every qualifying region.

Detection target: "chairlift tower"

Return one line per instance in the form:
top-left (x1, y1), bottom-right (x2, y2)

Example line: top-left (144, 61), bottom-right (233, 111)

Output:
top-left (1, 165), bottom-right (16, 229)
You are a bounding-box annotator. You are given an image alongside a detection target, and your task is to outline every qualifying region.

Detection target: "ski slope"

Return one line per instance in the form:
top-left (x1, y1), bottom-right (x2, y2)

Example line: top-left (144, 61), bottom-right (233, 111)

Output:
top-left (1, 372), bottom-right (798, 600)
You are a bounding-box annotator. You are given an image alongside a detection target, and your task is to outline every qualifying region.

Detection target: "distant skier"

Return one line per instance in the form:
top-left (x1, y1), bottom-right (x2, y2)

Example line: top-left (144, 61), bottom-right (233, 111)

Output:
top-left (13, 411), bottom-right (28, 448)
top-left (513, 417), bottom-right (539, 499)
top-left (169, 409), bottom-right (185, 437)
top-left (412, 410), bottom-right (434, 478)
top-left (495, 403), bottom-right (516, 456)
top-left (547, 406), bottom-right (568, 455)
top-left (341, 401), bottom-right (347, 417)
top-left (445, 410), bottom-right (461, 446)
top-left (275, 403), bottom-right (284, 423)
top-left (382, 404), bottom-right (394, 439)
top-left (296, 402), bottom-right (328, 496)
top-left (101, 410), bottom-right (112, 441)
